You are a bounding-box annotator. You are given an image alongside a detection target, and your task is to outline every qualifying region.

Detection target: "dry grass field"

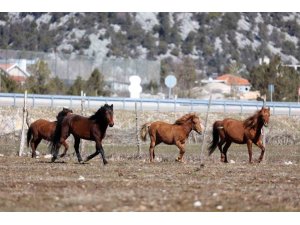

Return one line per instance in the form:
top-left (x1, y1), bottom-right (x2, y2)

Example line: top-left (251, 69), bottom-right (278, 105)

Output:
top-left (0, 144), bottom-right (299, 212)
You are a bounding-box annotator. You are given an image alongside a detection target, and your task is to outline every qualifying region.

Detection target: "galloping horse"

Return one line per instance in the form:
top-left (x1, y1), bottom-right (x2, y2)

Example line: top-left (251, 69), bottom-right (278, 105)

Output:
top-left (27, 107), bottom-right (73, 158)
top-left (140, 113), bottom-right (203, 162)
top-left (208, 107), bottom-right (271, 163)
top-left (50, 104), bottom-right (114, 165)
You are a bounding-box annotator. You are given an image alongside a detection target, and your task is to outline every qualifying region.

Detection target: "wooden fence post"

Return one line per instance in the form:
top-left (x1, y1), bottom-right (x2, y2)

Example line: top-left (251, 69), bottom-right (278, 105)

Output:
top-left (135, 102), bottom-right (141, 157)
top-left (80, 91), bottom-right (86, 155)
top-left (19, 90), bottom-right (28, 156)
top-left (199, 94), bottom-right (212, 164)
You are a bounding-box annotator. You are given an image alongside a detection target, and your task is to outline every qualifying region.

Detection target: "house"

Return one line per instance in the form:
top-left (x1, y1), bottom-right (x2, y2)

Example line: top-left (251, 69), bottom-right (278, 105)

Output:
top-left (216, 74), bottom-right (251, 93)
top-left (0, 60), bottom-right (31, 85)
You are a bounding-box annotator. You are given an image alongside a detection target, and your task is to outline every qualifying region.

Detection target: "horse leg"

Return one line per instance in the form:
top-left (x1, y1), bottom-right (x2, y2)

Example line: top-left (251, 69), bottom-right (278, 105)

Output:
top-left (84, 150), bottom-right (98, 162)
top-left (97, 143), bottom-right (108, 165)
top-left (74, 137), bottom-right (83, 163)
top-left (59, 141), bottom-right (69, 158)
top-left (175, 141), bottom-right (185, 162)
top-left (222, 141), bottom-right (232, 163)
top-left (217, 139), bottom-right (225, 162)
top-left (256, 140), bottom-right (265, 163)
top-left (247, 140), bottom-right (253, 163)
top-left (31, 137), bottom-right (41, 158)
top-left (51, 143), bottom-right (60, 162)
top-left (149, 136), bottom-right (156, 163)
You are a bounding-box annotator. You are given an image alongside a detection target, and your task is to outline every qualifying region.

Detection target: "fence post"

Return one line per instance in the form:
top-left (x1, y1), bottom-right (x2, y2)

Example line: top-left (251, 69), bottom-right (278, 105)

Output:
top-left (200, 94), bottom-right (212, 165)
top-left (135, 102), bottom-right (141, 157)
top-left (80, 91), bottom-right (86, 155)
top-left (13, 93), bottom-right (16, 107)
top-left (19, 90), bottom-right (28, 156)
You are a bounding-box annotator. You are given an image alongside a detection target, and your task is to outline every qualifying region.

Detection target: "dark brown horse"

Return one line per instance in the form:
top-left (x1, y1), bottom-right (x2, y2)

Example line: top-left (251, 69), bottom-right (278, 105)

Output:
top-left (140, 113), bottom-right (203, 162)
top-left (27, 107), bottom-right (73, 158)
top-left (50, 104), bottom-right (114, 165)
top-left (208, 107), bottom-right (271, 163)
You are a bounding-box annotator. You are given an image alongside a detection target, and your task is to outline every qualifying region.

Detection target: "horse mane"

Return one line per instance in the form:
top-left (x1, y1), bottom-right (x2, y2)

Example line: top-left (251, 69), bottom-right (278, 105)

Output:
top-left (243, 110), bottom-right (261, 128)
top-left (89, 104), bottom-right (111, 122)
top-left (174, 113), bottom-right (196, 125)
top-left (56, 108), bottom-right (73, 121)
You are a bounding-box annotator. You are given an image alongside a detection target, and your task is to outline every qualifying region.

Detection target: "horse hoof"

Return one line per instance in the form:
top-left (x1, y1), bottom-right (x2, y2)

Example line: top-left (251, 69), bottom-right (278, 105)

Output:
top-left (175, 158), bottom-right (184, 163)
top-left (51, 157), bottom-right (56, 163)
top-left (103, 160), bottom-right (108, 165)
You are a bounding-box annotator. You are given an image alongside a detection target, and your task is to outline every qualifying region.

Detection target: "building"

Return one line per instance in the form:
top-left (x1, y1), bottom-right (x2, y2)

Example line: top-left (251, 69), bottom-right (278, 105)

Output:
top-left (0, 60), bottom-right (31, 84)
top-left (216, 74), bottom-right (251, 93)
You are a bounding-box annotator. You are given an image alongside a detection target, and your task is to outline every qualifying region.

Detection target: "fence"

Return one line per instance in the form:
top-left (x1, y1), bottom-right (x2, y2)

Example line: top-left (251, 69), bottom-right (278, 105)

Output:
top-left (1, 92), bottom-right (300, 116)
top-left (0, 49), bottom-right (160, 88)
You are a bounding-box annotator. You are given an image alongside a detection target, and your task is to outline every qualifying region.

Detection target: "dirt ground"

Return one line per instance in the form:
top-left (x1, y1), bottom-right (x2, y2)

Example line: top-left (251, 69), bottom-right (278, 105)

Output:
top-left (0, 144), bottom-right (299, 212)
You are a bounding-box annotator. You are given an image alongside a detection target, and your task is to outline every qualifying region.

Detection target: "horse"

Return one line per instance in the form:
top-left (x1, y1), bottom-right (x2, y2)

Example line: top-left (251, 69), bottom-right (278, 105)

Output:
top-left (27, 107), bottom-right (73, 158)
top-left (140, 113), bottom-right (203, 162)
top-left (208, 107), bottom-right (271, 163)
top-left (50, 104), bottom-right (114, 165)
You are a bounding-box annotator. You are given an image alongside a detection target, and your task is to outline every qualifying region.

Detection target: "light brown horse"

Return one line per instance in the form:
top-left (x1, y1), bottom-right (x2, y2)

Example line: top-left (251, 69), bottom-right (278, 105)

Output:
top-left (208, 107), bottom-right (271, 163)
top-left (27, 107), bottom-right (73, 158)
top-left (140, 113), bottom-right (203, 162)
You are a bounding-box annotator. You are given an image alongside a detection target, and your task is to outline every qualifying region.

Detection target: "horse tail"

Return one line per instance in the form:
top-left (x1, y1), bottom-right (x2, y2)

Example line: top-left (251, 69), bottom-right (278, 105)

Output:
top-left (208, 121), bottom-right (221, 156)
top-left (27, 126), bottom-right (32, 148)
top-left (49, 118), bottom-right (64, 155)
top-left (140, 123), bottom-right (151, 142)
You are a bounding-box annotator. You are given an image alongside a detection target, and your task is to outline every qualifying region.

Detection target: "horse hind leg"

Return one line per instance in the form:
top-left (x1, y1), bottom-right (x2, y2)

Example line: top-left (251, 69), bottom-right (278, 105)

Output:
top-left (74, 137), bottom-right (83, 163)
top-left (217, 139), bottom-right (225, 162)
top-left (31, 137), bottom-right (41, 158)
top-left (149, 135), bottom-right (156, 163)
top-left (222, 141), bottom-right (232, 163)
top-left (59, 141), bottom-right (69, 158)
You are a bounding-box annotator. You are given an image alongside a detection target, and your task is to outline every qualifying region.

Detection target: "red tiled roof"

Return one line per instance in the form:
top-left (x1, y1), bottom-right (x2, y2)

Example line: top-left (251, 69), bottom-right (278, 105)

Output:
top-left (0, 64), bottom-right (14, 70)
top-left (216, 74), bottom-right (250, 85)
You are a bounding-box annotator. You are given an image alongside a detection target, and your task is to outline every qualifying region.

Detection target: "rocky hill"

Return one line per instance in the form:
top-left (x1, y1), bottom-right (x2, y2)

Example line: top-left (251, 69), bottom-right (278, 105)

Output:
top-left (1, 12), bottom-right (300, 76)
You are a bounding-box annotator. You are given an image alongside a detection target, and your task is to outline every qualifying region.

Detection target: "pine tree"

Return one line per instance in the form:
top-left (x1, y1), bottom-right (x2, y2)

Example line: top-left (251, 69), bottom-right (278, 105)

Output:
top-left (85, 69), bottom-right (108, 96)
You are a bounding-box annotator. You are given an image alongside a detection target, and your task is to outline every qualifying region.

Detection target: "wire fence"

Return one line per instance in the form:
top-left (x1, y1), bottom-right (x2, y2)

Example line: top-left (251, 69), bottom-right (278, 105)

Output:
top-left (0, 49), bottom-right (161, 88)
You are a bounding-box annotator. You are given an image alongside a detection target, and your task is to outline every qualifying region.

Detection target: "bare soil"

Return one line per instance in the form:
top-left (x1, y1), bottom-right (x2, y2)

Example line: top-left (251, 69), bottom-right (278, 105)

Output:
top-left (0, 144), bottom-right (299, 211)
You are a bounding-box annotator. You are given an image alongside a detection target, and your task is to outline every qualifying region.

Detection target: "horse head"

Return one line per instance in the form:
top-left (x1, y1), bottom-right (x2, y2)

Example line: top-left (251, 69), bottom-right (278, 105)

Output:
top-left (260, 107), bottom-right (270, 127)
top-left (62, 107), bottom-right (73, 116)
top-left (103, 104), bottom-right (114, 127)
top-left (191, 114), bottom-right (203, 134)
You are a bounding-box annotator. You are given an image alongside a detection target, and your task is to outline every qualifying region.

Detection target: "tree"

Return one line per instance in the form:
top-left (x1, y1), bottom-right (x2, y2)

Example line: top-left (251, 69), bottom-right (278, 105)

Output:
top-left (85, 69), bottom-right (109, 96)
top-left (47, 76), bottom-right (67, 94)
top-left (25, 60), bottom-right (52, 94)
top-left (249, 55), bottom-right (300, 101)
top-left (67, 76), bottom-right (86, 95)
top-left (175, 57), bottom-right (197, 98)
top-left (0, 73), bottom-right (20, 93)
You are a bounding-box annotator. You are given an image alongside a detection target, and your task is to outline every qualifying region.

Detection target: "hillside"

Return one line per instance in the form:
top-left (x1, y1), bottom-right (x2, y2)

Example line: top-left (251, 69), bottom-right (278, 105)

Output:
top-left (1, 12), bottom-right (300, 77)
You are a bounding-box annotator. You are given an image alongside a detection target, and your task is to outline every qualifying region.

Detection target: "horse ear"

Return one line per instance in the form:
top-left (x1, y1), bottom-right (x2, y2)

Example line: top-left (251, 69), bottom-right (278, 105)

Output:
top-left (111, 104), bottom-right (113, 108)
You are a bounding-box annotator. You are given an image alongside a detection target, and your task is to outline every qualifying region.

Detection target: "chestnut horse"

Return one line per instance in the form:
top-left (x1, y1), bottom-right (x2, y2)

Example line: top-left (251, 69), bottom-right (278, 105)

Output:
top-left (140, 113), bottom-right (203, 162)
top-left (50, 104), bottom-right (114, 165)
top-left (27, 107), bottom-right (73, 158)
top-left (208, 107), bottom-right (270, 163)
